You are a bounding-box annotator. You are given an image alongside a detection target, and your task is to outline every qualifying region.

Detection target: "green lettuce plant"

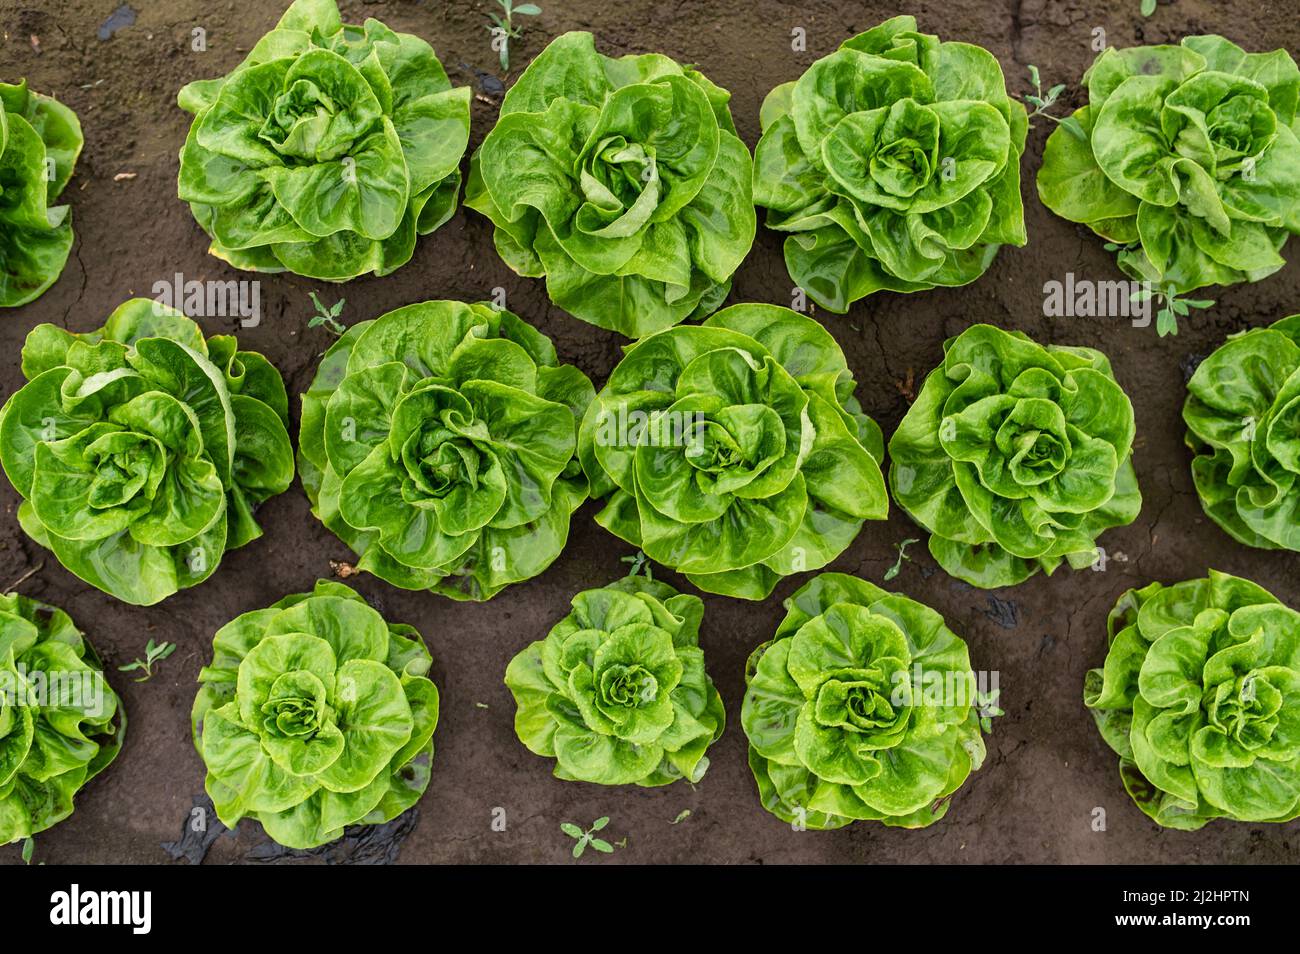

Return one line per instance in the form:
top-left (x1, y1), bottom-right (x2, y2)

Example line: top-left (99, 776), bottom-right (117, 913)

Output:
top-left (504, 575), bottom-right (724, 786)
top-left (1085, 570), bottom-right (1300, 829)
top-left (0, 593), bottom-right (124, 844)
top-left (299, 300), bottom-right (594, 601)
top-left (752, 16), bottom-right (1027, 313)
top-left (1038, 36), bottom-right (1300, 319)
top-left (1, 80), bottom-right (82, 308)
top-left (0, 299), bottom-right (294, 605)
top-left (889, 324), bottom-right (1141, 588)
top-left (465, 31), bottom-right (756, 338)
top-left (1184, 315), bottom-right (1300, 551)
top-left (177, 0), bottom-right (470, 280)
top-left (743, 572), bottom-right (985, 829)
top-left (192, 580), bottom-right (439, 849)
top-left (578, 303), bottom-right (889, 600)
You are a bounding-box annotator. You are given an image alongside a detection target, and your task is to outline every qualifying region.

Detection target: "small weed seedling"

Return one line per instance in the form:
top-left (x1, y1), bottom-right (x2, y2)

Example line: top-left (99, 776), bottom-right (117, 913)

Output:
top-left (884, 538), bottom-right (921, 582)
top-left (21, 837), bottom-right (34, 865)
top-left (671, 810), bottom-right (692, 825)
top-left (562, 817), bottom-right (614, 858)
top-left (117, 639), bottom-right (177, 683)
top-left (1124, 278), bottom-right (1214, 337)
top-left (1140, 0), bottom-right (1158, 16)
top-left (487, 0), bottom-right (542, 72)
top-left (976, 689), bottom-right (1005, 733)
top-left (621, 550), bottom-right (653, 581)
top-left (1024, 65), bottom-right (1085, 140)
top-left (308, 292), bottom-right (346, 337)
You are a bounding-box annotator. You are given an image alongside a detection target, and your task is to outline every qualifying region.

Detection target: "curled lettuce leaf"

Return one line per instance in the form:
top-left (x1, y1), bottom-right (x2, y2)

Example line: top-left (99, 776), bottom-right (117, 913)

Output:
top-left (466, 32), bottom-right (756, 337)
top-left (1184, 315), bottom-right (1300, 551)
top-left (0, 593), bottom-right (124, 844)
top-left (578, 303), bottom-right (889, 600)
top-left (0, 80), bottom-right (82, 307)
top-left (753, 15), bottom-right (1028, 313)
top-left (504, 575), bottom-right (724, 787)
top-left (1038, 35), bottom-right (1300, 296)
top-left (743, 572), bottom-right (985, 829)
top-left (0, 299), bottom-right (294, 605)
top-left (889, 324), bottom-right (1141, 588)
top-left (192, 580), bottom-right (439, 849)
top-left (176, 0), bottom-right (470, 280)
top-left (1085, 570), bottom-right (1300, 829)
top-left (299, 300), bottom-right (594, 601)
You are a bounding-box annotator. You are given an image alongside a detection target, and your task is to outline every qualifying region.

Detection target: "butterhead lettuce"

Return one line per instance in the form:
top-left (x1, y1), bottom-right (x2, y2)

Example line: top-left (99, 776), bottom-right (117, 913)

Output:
top-left (0, 593), bottom-right (124, 844)
top-left (753, 16), bottom-right (1028, 313)
top-left (743, 573), bottom-right (985, 829)
top-left (0, 80), bottom-right (82, 308)
top-left (192, 580), bottom-right (439, 849)
top-left (299, 300), bottom-right (594, 601)
top-left (1038, 36), bottom-right (1300, 301)
top-left (0, 299), bottom-right (295, 605)
top-left (177, 0), bottom-right (470, 280)
top-left (1184, 315), bottom-right (1300, 551)
top-left (579, 303), bottom-right (888, 600)
top-left (466, 32), bottom-right (756, 337)
top-left (889, 324), bottom-right (1141, 588)
top-left (505, 575), bottom-right (724, 787)
top-left (1085, 570), bottom-right (1300, 829)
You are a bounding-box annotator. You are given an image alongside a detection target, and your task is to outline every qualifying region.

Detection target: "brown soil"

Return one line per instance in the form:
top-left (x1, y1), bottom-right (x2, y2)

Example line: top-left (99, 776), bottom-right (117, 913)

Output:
top-left (1, 0), bottom-right (1297, 864)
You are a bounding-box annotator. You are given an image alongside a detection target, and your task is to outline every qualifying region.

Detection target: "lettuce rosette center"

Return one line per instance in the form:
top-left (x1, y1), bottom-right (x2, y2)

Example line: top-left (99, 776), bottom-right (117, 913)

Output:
top-left (259, 77), bottom-right (358, 162)
top-left (1165, 74), bottom-right (1277, 174)
top-left (580, 137), bottom-right (658, 223)
top-left (685, 402), bottom-right (786, 491)
top-left (260, 669), bottom-right (332, 740)
top-left (600, 663), bottom-right (659, 709)
top-left (84, 430), bottom-right (163, 507)
top-left (1203, 670), bottom-right (1281, 752)
top-left (385, 386), bottom-right (509, 534)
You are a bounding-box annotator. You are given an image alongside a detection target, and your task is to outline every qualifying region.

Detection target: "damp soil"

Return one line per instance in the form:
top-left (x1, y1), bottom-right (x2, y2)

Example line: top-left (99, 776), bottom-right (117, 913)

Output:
top-left (1, 0), bottom-right (1297, 865)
